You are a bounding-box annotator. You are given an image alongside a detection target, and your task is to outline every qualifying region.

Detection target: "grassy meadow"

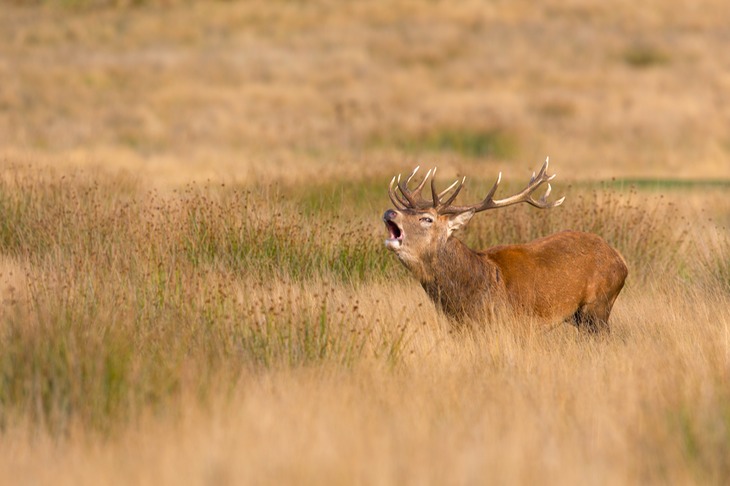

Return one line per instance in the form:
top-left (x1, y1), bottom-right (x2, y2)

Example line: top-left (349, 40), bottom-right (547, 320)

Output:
top-left (1, 1), bottom-right (729, 484)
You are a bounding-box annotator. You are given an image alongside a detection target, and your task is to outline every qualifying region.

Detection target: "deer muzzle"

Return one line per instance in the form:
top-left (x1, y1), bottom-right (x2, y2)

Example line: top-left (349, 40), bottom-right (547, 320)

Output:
top-left (383, 209), bottom-right (403, 250)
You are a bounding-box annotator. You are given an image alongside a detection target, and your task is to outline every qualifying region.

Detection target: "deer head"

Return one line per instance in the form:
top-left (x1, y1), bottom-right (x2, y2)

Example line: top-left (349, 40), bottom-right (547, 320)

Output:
top-left (383, 158), bottom-right (565, 274)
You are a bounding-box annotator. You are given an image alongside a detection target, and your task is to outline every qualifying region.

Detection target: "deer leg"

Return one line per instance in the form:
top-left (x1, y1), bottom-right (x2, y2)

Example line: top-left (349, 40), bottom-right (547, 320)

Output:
top-left (573, 302), bottom-right (611, 333)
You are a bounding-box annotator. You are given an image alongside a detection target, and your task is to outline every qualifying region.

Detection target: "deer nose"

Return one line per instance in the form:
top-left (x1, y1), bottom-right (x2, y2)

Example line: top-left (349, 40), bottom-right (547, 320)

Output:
top-left (383, 209), bottom-right (398, 221)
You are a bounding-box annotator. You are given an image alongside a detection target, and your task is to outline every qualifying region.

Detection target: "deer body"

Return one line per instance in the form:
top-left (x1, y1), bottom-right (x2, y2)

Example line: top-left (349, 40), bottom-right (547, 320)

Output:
top-left (383, 160), bottom-right (628, 331)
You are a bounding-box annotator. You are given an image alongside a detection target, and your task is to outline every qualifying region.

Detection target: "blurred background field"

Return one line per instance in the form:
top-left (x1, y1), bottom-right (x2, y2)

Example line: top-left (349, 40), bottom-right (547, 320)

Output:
top-left (2, 0), bottom-right (730, 184)
top-left (0, 1), bottom-right (729, 484)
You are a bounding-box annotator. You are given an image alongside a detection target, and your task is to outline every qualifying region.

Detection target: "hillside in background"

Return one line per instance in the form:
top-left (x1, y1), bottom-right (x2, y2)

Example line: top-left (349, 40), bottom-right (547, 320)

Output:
top-left (1, 0), bottom-right (729, 184)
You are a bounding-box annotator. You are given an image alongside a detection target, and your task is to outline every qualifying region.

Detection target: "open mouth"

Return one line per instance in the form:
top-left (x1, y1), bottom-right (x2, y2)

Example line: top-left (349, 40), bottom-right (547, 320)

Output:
top-left (384, 220), bottom-right (403, 249)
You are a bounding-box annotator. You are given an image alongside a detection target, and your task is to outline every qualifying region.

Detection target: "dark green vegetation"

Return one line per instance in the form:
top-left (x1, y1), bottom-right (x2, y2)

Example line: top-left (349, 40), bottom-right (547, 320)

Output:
top-left (371, 126), bottom-right (518, 159)
top-left (622, 43), bottom-right (671, 69)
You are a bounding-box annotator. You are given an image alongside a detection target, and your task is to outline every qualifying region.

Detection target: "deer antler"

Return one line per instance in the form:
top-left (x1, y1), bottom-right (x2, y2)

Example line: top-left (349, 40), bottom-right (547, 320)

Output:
top-left (437, 157), bottom-right (565, 215)
top-left (388, 166), bottom-right (435, 210)
top-left (388, 157), bottom-right (564, 214)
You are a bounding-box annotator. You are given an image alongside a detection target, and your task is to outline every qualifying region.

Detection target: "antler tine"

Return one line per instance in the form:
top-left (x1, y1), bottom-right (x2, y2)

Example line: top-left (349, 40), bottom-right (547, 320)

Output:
top-left (430, 167), bottom-right (440, 206)
top-left (437, 178), bottom-right (462, 199)
top-left (388, 176), bottom-right (407, 209)
top-left (390, 166), bottom-right (435, 209)
top-left (405, 166), bottom-right (420, 186)
top-left (431, 170), bottom-right (468, 208)
top-left (534, 183), bottom-right (566, 208)
top-left (438, 177), bottom-right (466, 208)
top-left (528, 157), bottom-right (548, 185)
top-left (410, 168), bottom-right (433, 200)
top-left (485, 171), bottom-right (502, 201)
top-left (397, 168), bottom-right (420, 207)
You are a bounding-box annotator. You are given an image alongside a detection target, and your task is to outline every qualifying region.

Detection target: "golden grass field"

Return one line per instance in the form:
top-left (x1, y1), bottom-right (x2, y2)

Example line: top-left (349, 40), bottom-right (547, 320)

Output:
top-left (0, 0), bottom-right (729, 484)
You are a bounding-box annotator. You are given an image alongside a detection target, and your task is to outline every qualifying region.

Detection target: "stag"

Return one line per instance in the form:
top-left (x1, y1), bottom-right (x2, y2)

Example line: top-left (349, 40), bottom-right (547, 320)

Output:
top-left (383, 158), bottom-right (628, 331)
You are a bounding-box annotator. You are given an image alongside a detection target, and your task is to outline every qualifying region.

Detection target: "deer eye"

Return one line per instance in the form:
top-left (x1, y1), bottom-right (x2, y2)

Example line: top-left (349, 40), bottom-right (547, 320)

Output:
top-left (420, 216), bottom-right (433, 224)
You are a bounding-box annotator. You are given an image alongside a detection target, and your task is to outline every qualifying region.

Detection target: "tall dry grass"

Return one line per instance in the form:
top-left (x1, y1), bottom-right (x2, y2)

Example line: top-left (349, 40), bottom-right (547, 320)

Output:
top-left (0, 164), bottom-right (727, 484)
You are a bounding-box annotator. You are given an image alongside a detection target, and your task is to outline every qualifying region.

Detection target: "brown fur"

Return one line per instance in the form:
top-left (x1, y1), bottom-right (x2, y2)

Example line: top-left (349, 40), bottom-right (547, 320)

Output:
top-left (384, 208), bottom-right (628, 331)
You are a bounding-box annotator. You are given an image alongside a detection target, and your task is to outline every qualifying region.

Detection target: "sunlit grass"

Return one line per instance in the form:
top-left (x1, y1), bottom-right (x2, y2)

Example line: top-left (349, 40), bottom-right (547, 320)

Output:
top-left (0, 165), bottom-right (727, 442)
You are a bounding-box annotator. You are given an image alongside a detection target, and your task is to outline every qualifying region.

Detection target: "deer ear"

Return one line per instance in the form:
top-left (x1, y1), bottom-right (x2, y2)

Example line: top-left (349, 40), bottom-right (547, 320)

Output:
top-left (447, 210), bottom-right (475, 237)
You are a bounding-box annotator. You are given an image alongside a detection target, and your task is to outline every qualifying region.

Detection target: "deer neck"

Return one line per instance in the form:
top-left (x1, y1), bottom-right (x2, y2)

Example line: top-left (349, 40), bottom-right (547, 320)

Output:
top-left (418, 238), bottom-right (502, 319)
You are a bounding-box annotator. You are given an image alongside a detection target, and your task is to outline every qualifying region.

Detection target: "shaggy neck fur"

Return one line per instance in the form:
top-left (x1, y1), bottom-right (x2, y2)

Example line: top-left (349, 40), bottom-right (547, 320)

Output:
top-left (416, 237), bottom-right (503, 320)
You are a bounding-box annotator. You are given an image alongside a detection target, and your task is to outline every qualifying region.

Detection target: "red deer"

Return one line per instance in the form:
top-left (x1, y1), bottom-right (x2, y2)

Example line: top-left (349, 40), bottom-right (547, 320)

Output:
top-left (383, 159), bottom-right (628, 332)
